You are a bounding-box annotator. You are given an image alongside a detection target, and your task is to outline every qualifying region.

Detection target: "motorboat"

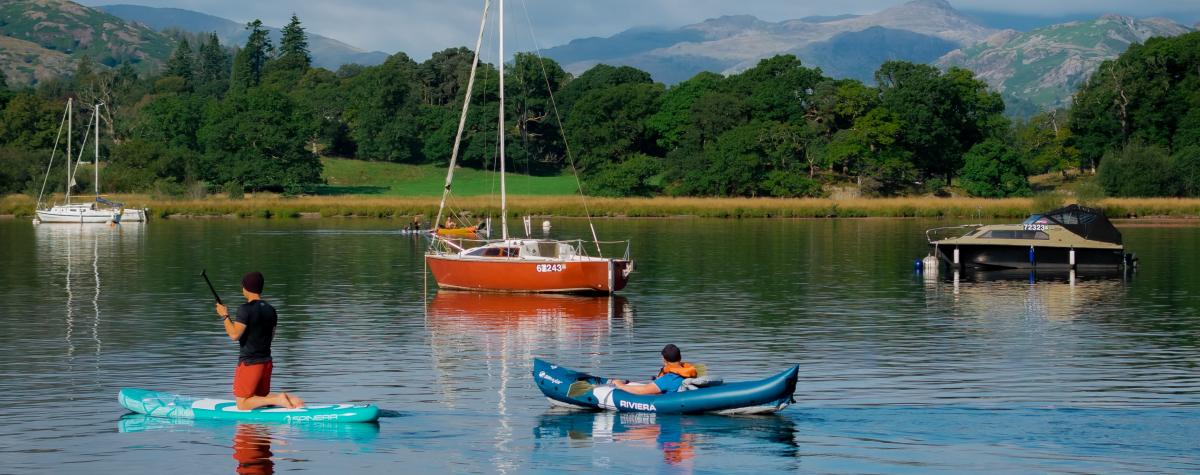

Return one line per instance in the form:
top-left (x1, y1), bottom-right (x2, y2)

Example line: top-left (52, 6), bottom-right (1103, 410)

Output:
top-left (926, 204), bottom-right (1133, 270)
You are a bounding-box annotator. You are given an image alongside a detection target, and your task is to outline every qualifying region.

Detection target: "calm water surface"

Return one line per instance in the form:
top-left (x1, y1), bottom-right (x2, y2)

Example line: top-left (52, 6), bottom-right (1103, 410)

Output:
top-left (0, 217), bottom-right (1198, 474)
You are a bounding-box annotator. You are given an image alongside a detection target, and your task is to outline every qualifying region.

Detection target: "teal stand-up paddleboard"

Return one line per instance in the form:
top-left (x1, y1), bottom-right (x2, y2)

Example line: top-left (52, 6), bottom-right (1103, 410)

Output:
top-left (119, 388), bottom-right (380, 423)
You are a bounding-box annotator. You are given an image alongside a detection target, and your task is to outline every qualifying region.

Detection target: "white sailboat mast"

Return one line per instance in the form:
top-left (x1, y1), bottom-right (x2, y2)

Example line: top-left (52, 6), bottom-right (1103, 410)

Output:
top-left (432, 0), bottom-right (490, 233)
top-left (94, 104), bottom-right (100, 196)
top-left (66, 98), bottom-right (72, 203)
top-left (498, 0), bottom-right (508, 241)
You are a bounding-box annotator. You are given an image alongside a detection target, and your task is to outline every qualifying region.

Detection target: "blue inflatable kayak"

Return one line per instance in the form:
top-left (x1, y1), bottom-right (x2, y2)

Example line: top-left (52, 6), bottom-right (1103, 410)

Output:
top-left (118, 388), bottom-right (380, 423)
top-left (532, 359), bottom-right (798, 415)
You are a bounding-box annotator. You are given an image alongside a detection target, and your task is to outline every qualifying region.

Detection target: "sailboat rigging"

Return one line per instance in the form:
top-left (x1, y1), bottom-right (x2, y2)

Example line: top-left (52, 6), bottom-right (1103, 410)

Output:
top-left (34, 100), bottom-right (147, 224)
top-left (424, 0), bottom-right (633, 294)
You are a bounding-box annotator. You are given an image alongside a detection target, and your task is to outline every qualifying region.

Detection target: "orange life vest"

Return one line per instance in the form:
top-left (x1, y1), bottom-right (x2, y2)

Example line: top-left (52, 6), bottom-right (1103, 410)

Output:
top-left (656, 361), bottom-right (698, 379)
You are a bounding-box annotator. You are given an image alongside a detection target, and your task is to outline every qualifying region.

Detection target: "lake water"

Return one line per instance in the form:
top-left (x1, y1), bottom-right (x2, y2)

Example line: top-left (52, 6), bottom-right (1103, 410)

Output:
top-left (0, 217), bottom-right (1198, 474)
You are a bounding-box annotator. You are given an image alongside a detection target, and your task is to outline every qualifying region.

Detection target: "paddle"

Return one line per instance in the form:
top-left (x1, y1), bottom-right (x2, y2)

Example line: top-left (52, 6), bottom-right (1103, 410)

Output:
top-left (200, 269), bottom-right (223, 305)
top-left (566, 363), bottom-right (711, 399)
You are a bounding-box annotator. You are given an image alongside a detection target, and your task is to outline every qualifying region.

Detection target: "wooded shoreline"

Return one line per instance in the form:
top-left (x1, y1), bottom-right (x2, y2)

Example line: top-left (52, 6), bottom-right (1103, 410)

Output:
top-left (5, 194), bottom-right (1200, 220)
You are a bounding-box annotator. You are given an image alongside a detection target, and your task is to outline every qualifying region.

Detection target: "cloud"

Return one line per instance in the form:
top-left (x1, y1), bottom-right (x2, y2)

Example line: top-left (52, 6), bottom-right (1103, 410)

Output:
top-left (79, 0), bottom-right (1199, 59)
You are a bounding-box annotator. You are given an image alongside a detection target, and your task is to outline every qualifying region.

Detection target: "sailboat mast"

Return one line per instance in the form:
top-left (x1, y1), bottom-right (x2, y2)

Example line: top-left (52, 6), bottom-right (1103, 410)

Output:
top-left (66, 98), bottom-right (72, 203)
top-left (432, 0), bottom-right (490, 233)
top-left (498, 0), bottom-right (508, 240)
top-left (94, 104), bottom-right (100, 196)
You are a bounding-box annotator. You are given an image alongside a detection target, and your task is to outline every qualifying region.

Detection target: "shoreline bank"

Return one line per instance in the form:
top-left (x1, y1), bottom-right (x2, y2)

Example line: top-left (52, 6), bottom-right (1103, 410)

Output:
top-left (5, 194), bottom-right (1200, 220)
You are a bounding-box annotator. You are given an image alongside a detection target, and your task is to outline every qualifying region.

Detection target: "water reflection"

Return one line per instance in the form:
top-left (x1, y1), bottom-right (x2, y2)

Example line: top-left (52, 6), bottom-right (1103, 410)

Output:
top-left (35, 223), bottom-right (144, 366)
top-left (117, 415), bottom-right (381, 474)
top-left (534, 410), bottom-right (799, 471)
top-left (425, 292), bottom-right (634, 406)
top-left (924, 268), bottom-right (1131, 321)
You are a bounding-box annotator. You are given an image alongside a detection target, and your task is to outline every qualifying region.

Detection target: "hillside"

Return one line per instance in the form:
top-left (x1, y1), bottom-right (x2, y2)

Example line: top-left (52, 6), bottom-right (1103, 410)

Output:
top-left (937, 15), bottom-right (1192, 113)
top-left (544, 0), bottom-right (995, 84)
top-left (98, 4), bottom-right (390, 70)
top-left (0, 0), bottom-right (175, 85)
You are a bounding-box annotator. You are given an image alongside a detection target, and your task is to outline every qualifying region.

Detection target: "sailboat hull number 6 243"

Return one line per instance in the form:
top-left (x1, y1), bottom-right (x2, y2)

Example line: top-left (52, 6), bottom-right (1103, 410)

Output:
top-left (536, 264), bottom-right (567, 273)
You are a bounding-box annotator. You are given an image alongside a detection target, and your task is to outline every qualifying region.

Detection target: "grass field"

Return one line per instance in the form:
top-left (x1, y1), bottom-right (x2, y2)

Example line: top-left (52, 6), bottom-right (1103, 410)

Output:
top-left (318, 158), bottom-right (581, 197)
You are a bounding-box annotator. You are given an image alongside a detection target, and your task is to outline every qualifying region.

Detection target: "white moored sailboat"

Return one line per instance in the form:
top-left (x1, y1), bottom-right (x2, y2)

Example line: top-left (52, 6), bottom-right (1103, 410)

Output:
top-left (35, 100), bottom-right (147, 224)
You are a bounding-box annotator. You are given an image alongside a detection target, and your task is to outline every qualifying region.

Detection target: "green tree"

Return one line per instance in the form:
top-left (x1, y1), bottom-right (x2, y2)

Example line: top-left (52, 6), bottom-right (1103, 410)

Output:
top-left (231, 20), bottom-right (273, 89)
top-left (564, 82), bottom-right (664, 174)
top-left (0, 93), bottom-right (60, 150)
top-left (557, 64), bottom-right (652, 116)
top-left (197, 87), bottom-right (321, 190)
top-left (343, 53), bottom-right (423, 162)
top-left (1174, 145), bottom-right (1200, 197)
top-left (277, 14), bottom-right (312, 72)
top-left (1097, 143), bottom-right (1174, 197)
top-left (196, 33), bottom-right (230, 85)
top-left (647, 71), bottom-right (723, 150)
top-left (875, 61), bottom-right (1004, 182)
top-left (166, 38), bottom-right (195, 83)
top-left (508, 53), bottom-right (568, 173)
top-left (958, 138), bottom-right (1032, 198)
top-left (727, 55), bottom-right (825, 123)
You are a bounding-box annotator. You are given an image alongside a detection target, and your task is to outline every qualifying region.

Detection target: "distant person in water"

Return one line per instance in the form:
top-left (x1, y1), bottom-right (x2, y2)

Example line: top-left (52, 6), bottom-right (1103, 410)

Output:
top-left (408, 216), bottom-right (422, 231)
top-left (216, 272), bottom-right (305, 410)
top-left (614, 344), bottom-right (699, 395)
top-left (444, 217), bottom-right (457, 229)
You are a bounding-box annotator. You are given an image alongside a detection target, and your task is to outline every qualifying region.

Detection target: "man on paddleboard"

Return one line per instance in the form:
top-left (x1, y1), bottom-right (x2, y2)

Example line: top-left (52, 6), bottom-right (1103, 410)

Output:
top-left (216, 271), bottom-right (305, 410)
top-left (614, 344), bottom-right (699, 395)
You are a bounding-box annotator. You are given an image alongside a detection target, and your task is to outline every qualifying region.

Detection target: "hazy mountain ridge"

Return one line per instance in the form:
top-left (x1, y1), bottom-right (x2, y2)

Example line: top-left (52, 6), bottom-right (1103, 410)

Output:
top-left (0, 0), bottom-right (175, 85)
top-left (545, 0), bottom-right (997, 83)
top-left (97, 4), bottom-right (390, 70)
top-left (938, 15), bottom-right (1193, 112)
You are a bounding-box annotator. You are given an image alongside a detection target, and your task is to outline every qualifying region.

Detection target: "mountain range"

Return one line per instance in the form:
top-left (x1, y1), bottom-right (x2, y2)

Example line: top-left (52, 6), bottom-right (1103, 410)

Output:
top-left (542, 0), bottom-right (1193, 112)
top-left (96, 4), bottom-right (389, 71)
top-left (0, 0), bottom-right (174, 85)
top-left (2, 0), bottom-right (1194, 114)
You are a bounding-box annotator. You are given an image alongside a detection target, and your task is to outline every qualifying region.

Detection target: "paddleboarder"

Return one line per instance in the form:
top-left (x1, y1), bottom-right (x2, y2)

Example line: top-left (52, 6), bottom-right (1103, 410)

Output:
top-left (613, 344), bottom-right (699, 395)
top-left (215, 271), bottom-right (305, 410)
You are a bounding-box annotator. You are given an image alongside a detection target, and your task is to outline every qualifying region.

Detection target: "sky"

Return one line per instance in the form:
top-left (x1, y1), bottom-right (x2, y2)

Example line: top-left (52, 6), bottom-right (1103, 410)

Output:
top-left (79, 0), bottom-right (1200, 59)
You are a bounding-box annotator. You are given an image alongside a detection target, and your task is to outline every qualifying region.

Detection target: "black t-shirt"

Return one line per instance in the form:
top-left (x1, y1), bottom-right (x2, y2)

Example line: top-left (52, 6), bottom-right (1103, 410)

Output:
top-left (235, 300), bottom-right (277, 364)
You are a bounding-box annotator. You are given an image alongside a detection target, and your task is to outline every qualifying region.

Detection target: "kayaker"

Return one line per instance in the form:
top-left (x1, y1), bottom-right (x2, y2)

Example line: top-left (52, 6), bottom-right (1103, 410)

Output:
top-left (216, 271), bottom-right (305, 410)
top-left (613, 344), bottom-right (699, 395)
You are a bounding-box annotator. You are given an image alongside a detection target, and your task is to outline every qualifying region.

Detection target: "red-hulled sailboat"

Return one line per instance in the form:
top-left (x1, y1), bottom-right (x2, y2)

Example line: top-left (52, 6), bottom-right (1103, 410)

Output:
top-left (424, 0), bottom-right (632, 294)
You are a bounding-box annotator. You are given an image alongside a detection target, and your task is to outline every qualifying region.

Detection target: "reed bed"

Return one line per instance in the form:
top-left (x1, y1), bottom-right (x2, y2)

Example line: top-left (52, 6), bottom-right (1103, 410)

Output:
top-left (4, 194), bottom-right (1200, 220)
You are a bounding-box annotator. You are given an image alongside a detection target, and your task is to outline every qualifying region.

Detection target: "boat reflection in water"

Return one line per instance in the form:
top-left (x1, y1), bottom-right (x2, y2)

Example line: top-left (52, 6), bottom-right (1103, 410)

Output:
top-left (924, 267), bottom-right (1130, 321)
top-left (117, 414), bottom-right (380, 474)
top-left (35, 222), bottom-right (144, 364)
top-left (425, 292), bottom-right (633, 407)
top-left (533, 410), bottom-right (798, 470)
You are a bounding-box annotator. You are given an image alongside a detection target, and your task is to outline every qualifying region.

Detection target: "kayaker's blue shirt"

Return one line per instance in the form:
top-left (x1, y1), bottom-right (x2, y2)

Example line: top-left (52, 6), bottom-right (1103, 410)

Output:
top-left (653, 373), bottom-right (686, 393)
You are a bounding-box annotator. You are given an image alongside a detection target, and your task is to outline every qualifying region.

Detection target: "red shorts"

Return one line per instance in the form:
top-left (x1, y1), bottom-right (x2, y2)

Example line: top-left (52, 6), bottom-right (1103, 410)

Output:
top-left (233, 361), bottom-right (273, 398)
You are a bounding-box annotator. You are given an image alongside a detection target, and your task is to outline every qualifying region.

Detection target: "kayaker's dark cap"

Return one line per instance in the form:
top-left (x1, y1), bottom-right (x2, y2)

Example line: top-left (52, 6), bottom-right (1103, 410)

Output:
top-left (241, 271), bottom-right (264, 294)
top-left (662, 344), bottom-right (681, 363)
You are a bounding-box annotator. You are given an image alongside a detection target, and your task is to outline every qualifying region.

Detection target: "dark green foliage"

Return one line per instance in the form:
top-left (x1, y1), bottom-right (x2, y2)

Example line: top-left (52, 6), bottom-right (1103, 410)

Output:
top-left (876, 61), bottom-right (1005, 182)
top-left (197, 87), bottom-right (320, 190)
top-left (565, 82), bottom-right (664, 174)
top-left (104, 139), bottom-right (196, 192)
top-left (0, 146), bottom-right (44, 195)
top-left (1173, 146), bottom-right (1200, 197)
top-left (196, 33), bottom-right (230, 85)
top-left (958, 139), bottom-right (1032, 198)
top-left (232, 20), bottom-right (272, 90)
top-left (166, 38), bottom-right (194, 84)
top-left (277, 14), bottom-right (312, 72)
top-left (1071, 32), bottom-right (1200, 168)
top-left (1097, 143), bottom-right (1174, 197)
top-left (585, 153), bottom-right (662, 197)
top-left (343, 53), bottom-right (422, 162)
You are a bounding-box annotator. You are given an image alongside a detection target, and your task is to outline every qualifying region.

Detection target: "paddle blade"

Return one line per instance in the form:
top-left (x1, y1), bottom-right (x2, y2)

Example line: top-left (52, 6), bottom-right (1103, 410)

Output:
top-left (566, 381), bottom-right (594, 398)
